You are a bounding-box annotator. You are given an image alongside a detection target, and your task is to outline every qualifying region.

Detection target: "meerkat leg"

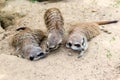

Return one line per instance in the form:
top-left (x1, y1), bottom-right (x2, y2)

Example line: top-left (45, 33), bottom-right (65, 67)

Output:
top-left (99, 26), bottom-right (111, 34)
top-left (77, 51), bottom-right (85, 58)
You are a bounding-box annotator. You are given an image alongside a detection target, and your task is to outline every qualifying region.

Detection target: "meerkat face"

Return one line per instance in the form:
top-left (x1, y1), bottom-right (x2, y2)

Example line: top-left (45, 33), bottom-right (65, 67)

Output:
top-left (23, 45), bottom-right (46, 61)
top-left (46, 32), bottom-right (62, 51)
top-left (66, 35), bottom-right (87, 52)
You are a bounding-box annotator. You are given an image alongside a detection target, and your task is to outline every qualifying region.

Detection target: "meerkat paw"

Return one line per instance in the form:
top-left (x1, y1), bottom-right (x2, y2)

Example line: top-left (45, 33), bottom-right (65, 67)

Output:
top-left (68, 52), bottom-right (72, 56)
top-left (77, 51), bottom-right (84, 58)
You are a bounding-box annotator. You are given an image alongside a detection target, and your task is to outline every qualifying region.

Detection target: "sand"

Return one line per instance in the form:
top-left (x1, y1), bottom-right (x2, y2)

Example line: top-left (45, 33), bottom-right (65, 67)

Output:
top-left (0, 0), bottom-right (120, 80)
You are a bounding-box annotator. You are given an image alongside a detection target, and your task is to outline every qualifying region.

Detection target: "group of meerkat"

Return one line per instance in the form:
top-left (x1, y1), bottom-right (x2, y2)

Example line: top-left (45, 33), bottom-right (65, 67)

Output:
top-left (32, 0), bottom-right (62, 2)
top-left (10, 8), bottom-right (118, 61)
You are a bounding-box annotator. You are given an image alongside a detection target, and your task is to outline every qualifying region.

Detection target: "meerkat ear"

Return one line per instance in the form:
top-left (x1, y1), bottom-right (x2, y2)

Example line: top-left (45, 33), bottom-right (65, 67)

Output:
top-left (82, 37), bottom-right (87, 47)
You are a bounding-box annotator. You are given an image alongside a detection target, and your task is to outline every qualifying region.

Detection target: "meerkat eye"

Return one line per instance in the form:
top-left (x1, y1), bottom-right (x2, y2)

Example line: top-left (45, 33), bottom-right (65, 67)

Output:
top-left (16, 27), bottom-right (26, 31)
top-left (49, 47), bottom-right (53, 50)
top-left (74, 44), bottom-right (81, 47)
top-left (67, 42), bottom-right (72, 47)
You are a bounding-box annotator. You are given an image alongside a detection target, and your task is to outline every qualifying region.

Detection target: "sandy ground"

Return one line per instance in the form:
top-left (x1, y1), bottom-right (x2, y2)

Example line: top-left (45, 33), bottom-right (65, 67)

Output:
top-left (0, 0), bottom-right (120, 80)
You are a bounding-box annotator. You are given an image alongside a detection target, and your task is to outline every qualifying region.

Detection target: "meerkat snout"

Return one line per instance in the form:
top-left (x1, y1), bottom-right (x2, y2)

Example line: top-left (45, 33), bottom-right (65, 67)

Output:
top-left (23, 46), bottom-right (46, 61)
top-left (66, 42), bottom-right (84, 51)
top-left (29, 52), bottom-right (45, 61)
top-left (66, 35), bottom-right (88, 58)
top-left (46, 41), bottom-right (61, 51)
top-left (66, 37), bottom-right (87, 51)
top-left (46, 32), bottom-right (63, 51)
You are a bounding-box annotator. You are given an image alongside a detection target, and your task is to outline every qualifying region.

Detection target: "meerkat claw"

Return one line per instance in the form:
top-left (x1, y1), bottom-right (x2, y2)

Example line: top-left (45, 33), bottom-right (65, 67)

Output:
top-left (68, 52), bottom-right (72, 56)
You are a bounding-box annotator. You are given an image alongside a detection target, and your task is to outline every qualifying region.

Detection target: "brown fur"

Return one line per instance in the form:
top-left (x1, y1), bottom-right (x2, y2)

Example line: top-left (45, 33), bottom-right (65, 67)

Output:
top-left (69, 20), bottom-right (118, 41)
top-left (66, 20), bottom-right (118, 58)
top-left (11, 27), bottom-right (46, 60)
top-left (44, 8), bottom-right (65, 51)
top-left (44, 8), bottom-right (64, 32)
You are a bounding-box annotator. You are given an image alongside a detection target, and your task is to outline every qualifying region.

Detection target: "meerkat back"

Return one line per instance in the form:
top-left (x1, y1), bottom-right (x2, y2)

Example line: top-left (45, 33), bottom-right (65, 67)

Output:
top-left (44, 8), bottom-right (65, 51)
top-left (44, 8), bottom-right (64, 32)
top-left (76, 20), bottom-right (118, 40)
top-left (70, 22), bottom-right (100, 41)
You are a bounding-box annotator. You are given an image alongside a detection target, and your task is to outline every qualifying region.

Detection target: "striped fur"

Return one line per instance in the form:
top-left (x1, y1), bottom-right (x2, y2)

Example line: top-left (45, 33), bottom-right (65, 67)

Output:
top-left (11, 27), bottom-right (46, 60)
top-left (44, 8), bottom-right (64, 51)
top-left (44, 8), bottom-right (64, 33)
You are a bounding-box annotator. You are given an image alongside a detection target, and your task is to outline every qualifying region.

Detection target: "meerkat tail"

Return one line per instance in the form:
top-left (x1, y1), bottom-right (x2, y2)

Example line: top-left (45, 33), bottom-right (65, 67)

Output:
top-left (95, 20), bottom-right (118, 25)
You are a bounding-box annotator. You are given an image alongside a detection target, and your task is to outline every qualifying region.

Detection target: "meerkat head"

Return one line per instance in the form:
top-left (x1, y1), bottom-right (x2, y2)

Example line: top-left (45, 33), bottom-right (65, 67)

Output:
top-left (66, 34), bottom-right (87, 52)
top-left (22, 45), bottom-right (46, 61)
top-left (46, 30), bottom-right (63, 51)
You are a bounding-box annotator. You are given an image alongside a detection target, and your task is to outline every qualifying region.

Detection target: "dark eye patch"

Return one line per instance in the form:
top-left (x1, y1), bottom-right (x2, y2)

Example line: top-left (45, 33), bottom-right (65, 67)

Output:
top-left (74, 44), bottom-right (81, 47)
top-left (49, 47), bottom-right (54, 50)
top-left (67, 42), bottom-right (72, 47)
top-left (82, 38), bottom-right (85, 46)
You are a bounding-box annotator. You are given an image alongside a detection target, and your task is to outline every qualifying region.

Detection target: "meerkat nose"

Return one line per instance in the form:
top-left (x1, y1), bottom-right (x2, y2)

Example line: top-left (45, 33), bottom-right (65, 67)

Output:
top-left (29, 56), bottom-right (34, 61)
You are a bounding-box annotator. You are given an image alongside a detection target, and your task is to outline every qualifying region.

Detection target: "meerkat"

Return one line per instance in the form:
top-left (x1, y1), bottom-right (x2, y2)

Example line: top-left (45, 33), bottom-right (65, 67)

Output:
top-left (10, 27), bottom-right (46, 61)
top-left (44, 8), bottom-right (65, 52)
top-left (66, 20), bottom-right (118, 58)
